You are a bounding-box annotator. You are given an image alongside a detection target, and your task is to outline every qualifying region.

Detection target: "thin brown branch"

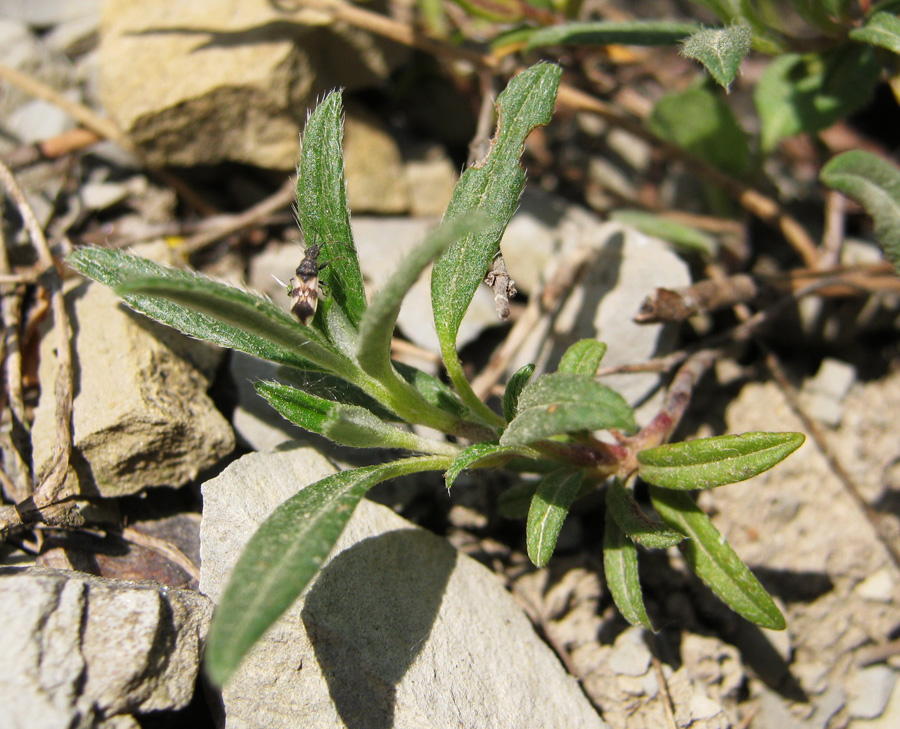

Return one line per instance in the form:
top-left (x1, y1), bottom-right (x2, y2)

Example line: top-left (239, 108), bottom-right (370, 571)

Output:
top-left (0, 160), bottom-right (75, 508)
top-left (179, 177), bottom-right (297, 255)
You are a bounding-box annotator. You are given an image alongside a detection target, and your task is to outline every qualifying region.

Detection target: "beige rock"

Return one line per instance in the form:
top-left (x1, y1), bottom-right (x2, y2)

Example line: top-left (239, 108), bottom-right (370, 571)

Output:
top-left (99, 0), bottom-right (406, 168)
top-left (32, 280), bottom-right (234, 497)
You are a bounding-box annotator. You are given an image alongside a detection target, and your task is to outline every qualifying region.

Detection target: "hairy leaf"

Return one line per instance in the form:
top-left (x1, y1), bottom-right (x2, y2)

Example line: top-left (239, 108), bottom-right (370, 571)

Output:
top-left (358, 215), bottom-right (487, 384)
top-left (850, 11), bottom-right (900, 55)
top-left (821, 150), bottom-right (900, 275)
top-left (256, 381), bottom-right (456, 454)
top-left (526, 469), bottom-right (584, 567)
top-left (113, 274), bottom-right (354, 378)
top-left (295, 91), bottom-right (367, 333)
top-left (68, 247), bottom-right (322, 371)
top-left (680, 22), bottom-right (752, 89)
top-left (205, 455), bottom-right (451, 687)
top-left (432, 62), bottom-right (560, 423)
top-left (649, 486), bottom-right (785, 629)
top-left (637, 432), bottom-right (805, 490)
top-left (604, 508), bottom-right (653, 630)
top-left (502, 363), bottom-right (535, 422)
top-left (500, 373), bottom-right (636, 447)
top-left (444, 442), bottom-right (534, 489)
top-left (606, 478), bottom-right (684, 549)
top-left (557, 339), bottom-right (607, 377)
top-left (755, 46), bottom-right (880, 153)
top-left (526, 20), bottom-right (698, 50)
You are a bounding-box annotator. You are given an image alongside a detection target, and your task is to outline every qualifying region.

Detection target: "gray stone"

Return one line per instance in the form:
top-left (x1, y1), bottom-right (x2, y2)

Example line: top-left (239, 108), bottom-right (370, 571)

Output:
top-left (848, 666), bottom-right (898, 720)
top-left (0, 0), bottom-right (99, 26)
top-left (799, 358), bottom-right (856, 427)
top-left (4, 97), bottom-right (75, 143)
top-left (32, 281), bottom-right (234, 497)
top-left (0, 566), bottom-right (212, 728)
top-left (200, 447), bottom-right (608, 728)
top-left (507, 208), bottom-right (690, 409)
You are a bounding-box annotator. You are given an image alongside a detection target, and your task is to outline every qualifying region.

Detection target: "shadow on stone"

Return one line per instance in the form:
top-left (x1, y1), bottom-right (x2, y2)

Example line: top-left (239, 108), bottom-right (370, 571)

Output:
top-left (301, 528), bottom-right (456, 729)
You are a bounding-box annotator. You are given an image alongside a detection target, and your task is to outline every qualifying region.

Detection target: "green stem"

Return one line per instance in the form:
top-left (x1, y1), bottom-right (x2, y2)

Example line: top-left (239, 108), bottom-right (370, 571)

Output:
top-left (441, 346), bottom-right (507, 429)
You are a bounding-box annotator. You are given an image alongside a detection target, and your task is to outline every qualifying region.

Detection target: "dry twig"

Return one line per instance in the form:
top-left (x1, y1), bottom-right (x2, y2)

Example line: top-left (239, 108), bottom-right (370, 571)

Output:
top-left (0, 158), bottom-right (75, 522)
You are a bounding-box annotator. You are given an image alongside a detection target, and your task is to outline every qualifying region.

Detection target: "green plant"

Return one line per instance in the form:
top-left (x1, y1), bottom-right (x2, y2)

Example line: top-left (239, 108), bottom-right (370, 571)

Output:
top-left (68, 62), bottom-right (804, 687)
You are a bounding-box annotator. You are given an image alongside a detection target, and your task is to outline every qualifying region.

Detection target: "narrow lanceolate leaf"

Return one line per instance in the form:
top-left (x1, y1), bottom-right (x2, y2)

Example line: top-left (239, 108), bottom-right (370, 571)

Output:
top-left (502, 363), bottom-right (535, 422)
top-left (557, 339), bottom-right (607, 377)
top-left (525, 20), bottom-right (698, 50)
top-left (603, 508), bottom-right (653, 630)
top-left (205, 455), bottom-right (451, 687)
top-left (358, 215), bottom-right (487, 384)
top-left (255, 381), bottom-right (457, 455)
top-left (610, 211), bottom-right (715, 255)
top-left (444, 441), bottom-right (535, 489)
top-left (649, 486), bottom-right (785, 629)
top-left (606, 478), bottom-right (684, 549)
top-left (849, 12), bottom-right (900, 55)
top-left (296, 90), bottom-right (367, 330)
top-left (755, 47), bottom-right (880, 153)
top-left (526, 469), bottom-right (584, 567)
top-left (500, 373), bottom-right (637, 447)
top-left (432, 62), bottom-right (560, 423)
top-left (113, 275), bottom-right (354, 379)
top-left (278, 368), bottom-right (398, 421)
top-left (680, 22), bottom-right (751, 89)
top-left (67, 247), bottom-right (321, 371)
top-left (821, 150), bottom-right (900, 275)
top-left (637, 432), bottom-right (805, 490)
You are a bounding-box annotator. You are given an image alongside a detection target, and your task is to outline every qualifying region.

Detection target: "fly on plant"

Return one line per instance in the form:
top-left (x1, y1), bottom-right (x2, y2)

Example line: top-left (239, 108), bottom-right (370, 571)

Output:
top-left (276, 239), bottom-right (353, 325)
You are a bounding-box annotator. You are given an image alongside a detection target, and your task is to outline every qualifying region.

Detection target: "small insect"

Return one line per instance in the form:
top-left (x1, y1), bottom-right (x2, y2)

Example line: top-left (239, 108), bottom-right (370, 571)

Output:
top-left (275, 240), bottom-right (350, 326)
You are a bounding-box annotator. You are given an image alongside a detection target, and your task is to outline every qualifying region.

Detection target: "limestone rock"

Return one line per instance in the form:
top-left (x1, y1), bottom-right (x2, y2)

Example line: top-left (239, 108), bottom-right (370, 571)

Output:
top-left (0, 566), bottom-right (212, 728)
top-left (32, 281), bottom-right (234, 497)
top-left (200, 447), bottom-right (608, 728)
top-left (99, 0), bottom-right (406, 168)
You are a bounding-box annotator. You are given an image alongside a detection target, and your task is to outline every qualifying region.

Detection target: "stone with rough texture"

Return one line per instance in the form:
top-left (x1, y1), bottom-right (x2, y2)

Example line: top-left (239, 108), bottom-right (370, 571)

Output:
top-left (0, 566), bottom-right (212, 729)
top-left (31, 281), bottom-right (234, 497)
top-left (200, 447), bottom-right (608, 728)
top-left (99, 0), bottom-right (405, 168)
top-left (506, 202), bottom-right (690, 409)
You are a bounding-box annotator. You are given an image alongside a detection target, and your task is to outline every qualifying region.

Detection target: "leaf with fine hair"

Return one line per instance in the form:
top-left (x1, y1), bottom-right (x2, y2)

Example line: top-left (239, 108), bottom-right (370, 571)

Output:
top-left (637, 432), bottom-right (805, 490)
top-left (557, 339), bottom-right (607, 377)
top-left (526, 19), bottom-right (698, 51)
top-left (295, 90), bottom-right (367, 333)
top-left (358, 215), bottom-right (488, 385)
top-left (755, 47), bottom-right (880, 153)
top-left (499, 372), bottom-right (636, 447)
top-left (205, 455), bottom-right (452, 687)
top-left (502, 363), bottom-right (535, 422)
top-left (432, 62), bottom-right (561, 424)
top-left (603, 507), bottom-right (653, 630)
top-left (255, 381), bottom-right (457, 455)
top-left (606, 477), bottom-right (684, 549)
top-left (67, 247), bottom-right (322, 371)
top-left (849, 12), bottom-right (900, 55)
top-left (821, 150), bottom-right (900, 276)
top-left (649, 486), bottom-right (785, 630)
top-left (680, 22), bottom-right (751, 89)
top-left (526, 469), bottom-right (583, 567)
top-left (114, 275), bottom-right (355, 379)
top-left (443, 441), bottom-right (536, 489)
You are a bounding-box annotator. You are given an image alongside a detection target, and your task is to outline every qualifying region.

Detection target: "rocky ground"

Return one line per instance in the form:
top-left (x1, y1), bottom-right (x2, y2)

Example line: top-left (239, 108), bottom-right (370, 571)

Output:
top-left (2, 1), bottom-right (900, 728)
